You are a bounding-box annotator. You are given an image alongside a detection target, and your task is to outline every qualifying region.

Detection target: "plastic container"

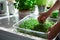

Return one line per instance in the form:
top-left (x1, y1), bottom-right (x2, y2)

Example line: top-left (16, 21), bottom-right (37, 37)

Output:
top-left (13, 14), bottom-right (56, 39)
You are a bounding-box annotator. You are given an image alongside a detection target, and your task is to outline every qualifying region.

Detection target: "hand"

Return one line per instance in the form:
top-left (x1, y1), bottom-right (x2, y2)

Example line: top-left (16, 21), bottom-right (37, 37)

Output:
top-left (48, 27), bottom-right (57, 40)
top-left (48, 22), bottom-right (60, 40)
top-left (38, 12), bottom-right (49, 23)
top-left (48, 27), bottom-right (53, 40)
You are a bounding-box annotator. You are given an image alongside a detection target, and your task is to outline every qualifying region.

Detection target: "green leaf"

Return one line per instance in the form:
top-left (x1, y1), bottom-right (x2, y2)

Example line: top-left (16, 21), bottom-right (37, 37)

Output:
top-left (19, 18), bottom-right (55, 32)
top-left (50, 10), bottom-right (58, 18)
top-left (36, 0), bottom-right (47, 6)
top-left (14, 0), bottom-right (36, 10)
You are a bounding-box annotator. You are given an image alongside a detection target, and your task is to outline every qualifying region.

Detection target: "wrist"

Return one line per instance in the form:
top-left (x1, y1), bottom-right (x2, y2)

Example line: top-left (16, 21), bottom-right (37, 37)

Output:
top-left (46, 11), bottom-right (51, 16)
top-left (57, 0), bottom-right (60, 2)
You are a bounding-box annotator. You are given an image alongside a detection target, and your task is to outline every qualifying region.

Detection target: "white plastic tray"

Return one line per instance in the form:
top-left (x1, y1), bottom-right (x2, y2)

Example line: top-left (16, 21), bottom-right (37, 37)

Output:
top-left (13, 14), bottom-right (54, 39)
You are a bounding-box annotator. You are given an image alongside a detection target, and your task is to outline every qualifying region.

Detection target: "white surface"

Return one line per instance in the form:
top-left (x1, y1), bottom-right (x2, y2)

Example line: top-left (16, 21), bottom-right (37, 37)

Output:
top-left (0, 28), bottom-right (47, 40)
top-left (0, 0), bottom-right (6, 2)
top-left (0, 15), bottom-right (16, 19)
top-left (0, 27), bottom-right (56, 40)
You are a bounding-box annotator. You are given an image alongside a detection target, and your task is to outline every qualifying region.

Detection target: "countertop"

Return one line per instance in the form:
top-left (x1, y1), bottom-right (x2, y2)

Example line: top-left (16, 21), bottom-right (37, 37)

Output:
top-left (0, 27), bottom-right (47, 40)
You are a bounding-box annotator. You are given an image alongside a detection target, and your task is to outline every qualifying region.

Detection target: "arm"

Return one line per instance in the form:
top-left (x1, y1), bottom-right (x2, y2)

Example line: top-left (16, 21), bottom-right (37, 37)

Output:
top-left (38, 0), bottom-right (60, 23)
top-left (48, 8), bottom-right (60, 40)
top-left (47, 0), bottom-right (60, 16)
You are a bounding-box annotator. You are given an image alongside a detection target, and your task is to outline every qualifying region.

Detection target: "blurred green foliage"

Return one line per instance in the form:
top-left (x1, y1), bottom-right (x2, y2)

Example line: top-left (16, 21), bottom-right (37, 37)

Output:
top-left (50, 10), bottom-right (58, 18)
top-left (36, 0), bottom-right (48, 6)
top-left (19, 18), bottom-right (55, 32)
top-left (14, 0), bottom-right (36, 11)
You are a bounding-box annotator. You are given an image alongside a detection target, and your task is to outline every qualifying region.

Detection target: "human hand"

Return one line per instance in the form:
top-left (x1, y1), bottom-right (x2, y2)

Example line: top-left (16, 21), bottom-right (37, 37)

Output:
top-left (38, 12), bottom-right (49, 23)
top-left (48, 22), bottom-right (60, 40)
top-left (48, 27), bottom-right (57, 40)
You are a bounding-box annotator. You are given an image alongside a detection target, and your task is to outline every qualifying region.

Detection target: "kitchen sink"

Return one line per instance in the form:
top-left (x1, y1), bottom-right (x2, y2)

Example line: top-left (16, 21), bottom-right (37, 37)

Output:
top-left (0, 17), bottom-right (16, 28)
top-left (0, 30), bottom-right (34, 40)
